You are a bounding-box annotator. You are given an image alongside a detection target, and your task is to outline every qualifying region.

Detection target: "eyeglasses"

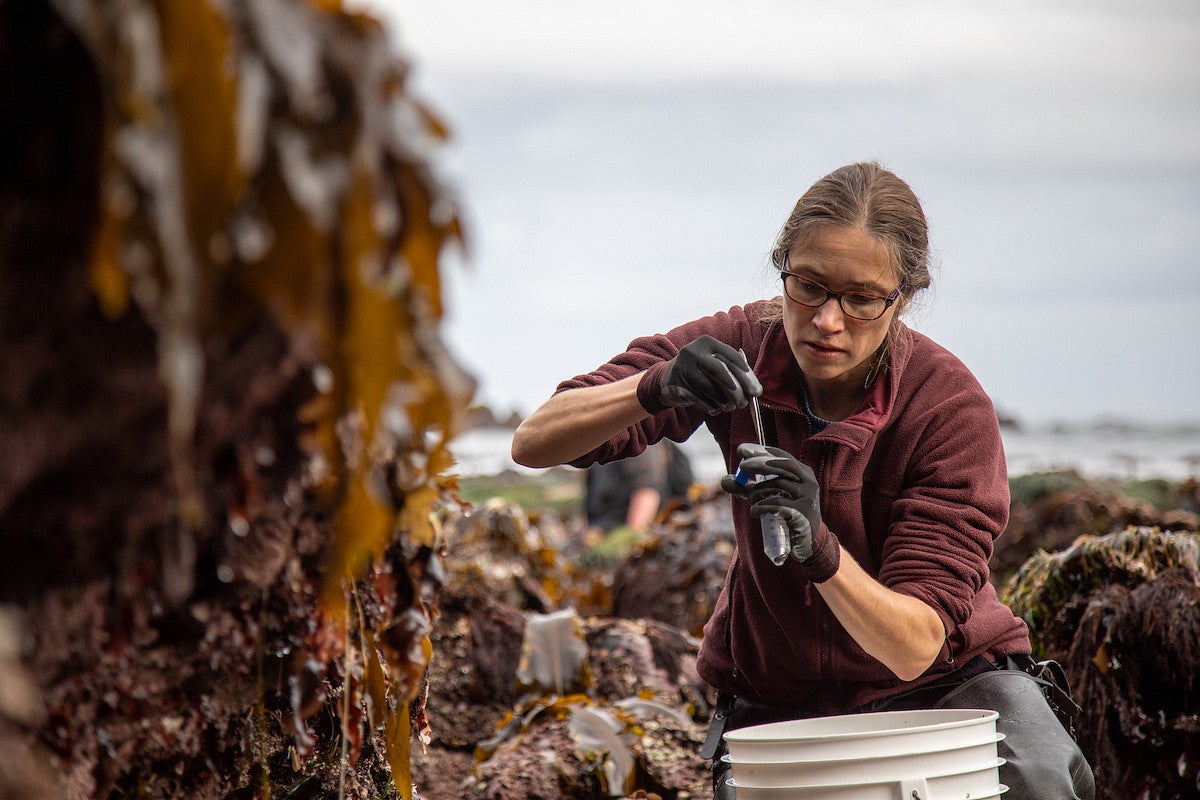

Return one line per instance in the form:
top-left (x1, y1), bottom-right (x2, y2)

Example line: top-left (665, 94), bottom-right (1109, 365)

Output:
top-left (780, 255), bottom-right (904, 322)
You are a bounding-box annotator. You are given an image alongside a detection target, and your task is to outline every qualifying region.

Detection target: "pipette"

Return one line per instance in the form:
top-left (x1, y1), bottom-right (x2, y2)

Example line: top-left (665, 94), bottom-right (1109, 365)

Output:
top-left (732, 387), bottom-right (792, 567)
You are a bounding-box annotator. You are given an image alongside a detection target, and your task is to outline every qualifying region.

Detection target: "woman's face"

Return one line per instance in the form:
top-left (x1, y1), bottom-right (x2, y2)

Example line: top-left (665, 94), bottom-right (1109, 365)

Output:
top-left (782, 225), bottom-right (905, 392)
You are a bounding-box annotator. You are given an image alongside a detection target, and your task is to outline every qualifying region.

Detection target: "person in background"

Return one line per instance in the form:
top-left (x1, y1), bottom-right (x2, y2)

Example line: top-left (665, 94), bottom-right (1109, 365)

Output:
top-left (585, 440), bottom-right (694, 533)
top-left (511, 162), bottom-right (1094, 800)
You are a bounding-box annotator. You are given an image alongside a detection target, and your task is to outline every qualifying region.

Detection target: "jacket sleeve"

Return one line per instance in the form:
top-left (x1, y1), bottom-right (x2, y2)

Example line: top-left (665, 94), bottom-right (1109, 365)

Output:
top-left (554, 304), bottom-right (762, 468)
top-left (875, 376), bottom-right (1010, 638)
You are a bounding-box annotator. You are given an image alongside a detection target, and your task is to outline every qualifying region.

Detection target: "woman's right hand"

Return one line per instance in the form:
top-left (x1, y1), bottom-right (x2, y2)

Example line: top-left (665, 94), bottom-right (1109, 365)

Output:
top-left (659, 335), bottom-right (761, 414)
top-left (512, 335), bottom-right (760, 469)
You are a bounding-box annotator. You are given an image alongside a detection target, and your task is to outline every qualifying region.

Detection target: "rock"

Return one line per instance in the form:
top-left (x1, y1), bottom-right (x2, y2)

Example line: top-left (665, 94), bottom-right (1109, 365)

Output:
top-left (417, 577), bottom-right (714, 799)
top-left (994, 473), bottom-right (1199, 584)
top-left (611, 488), bottom-right (735, 637)
top-left (1001, 527), bottom-right (1200, 798)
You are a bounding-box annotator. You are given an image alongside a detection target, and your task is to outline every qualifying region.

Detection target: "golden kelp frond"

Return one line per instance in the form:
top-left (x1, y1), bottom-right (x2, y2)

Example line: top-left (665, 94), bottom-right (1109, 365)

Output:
top-left (568, 704), bottom-right (638, 796)
top-left (58, 0), bottom-right (471, 550)
top-left (51, 0), bottom-right (471, 792)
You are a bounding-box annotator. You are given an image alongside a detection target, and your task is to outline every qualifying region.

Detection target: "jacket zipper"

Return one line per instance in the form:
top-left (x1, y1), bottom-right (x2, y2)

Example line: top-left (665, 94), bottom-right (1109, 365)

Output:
top-left (760, 403), bottom-right (835, 682)
top-left (814, 440), bottom-right (832, 680)
top-left (758, 399), bottom-right (833, 679)
top-left (727, 556), bottom-right (739, 689)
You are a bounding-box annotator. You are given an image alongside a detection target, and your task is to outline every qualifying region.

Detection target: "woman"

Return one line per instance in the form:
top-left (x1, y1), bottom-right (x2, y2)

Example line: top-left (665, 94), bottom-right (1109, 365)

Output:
top-left (511, 162), bottom-right (1093, 799)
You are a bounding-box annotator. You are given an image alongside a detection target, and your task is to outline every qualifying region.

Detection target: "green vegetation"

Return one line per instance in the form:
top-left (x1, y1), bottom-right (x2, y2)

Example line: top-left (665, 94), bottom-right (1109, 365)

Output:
top-left (1008, 471), bottom-right (1087, 506)
top-left (458, 468), bottom-right (583, 518)
top-left (577, 526), bottom-right (646, 569)
top-left (1009, 470), bottom-right (1192, 511)
top-left (1117, 478), bottom-right (1174, 508)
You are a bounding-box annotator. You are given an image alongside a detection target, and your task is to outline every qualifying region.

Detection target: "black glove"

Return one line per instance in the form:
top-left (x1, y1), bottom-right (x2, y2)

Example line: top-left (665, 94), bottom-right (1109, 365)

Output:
top-left (658, 336), bottom-right (761, 415)
top-left (721, 443), bottom-right (840, 582)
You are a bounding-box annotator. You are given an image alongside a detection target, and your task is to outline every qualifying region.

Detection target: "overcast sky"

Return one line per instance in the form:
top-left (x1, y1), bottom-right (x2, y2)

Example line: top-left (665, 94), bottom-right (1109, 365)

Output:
top-left (361, 0), bottom-right (1199, 425)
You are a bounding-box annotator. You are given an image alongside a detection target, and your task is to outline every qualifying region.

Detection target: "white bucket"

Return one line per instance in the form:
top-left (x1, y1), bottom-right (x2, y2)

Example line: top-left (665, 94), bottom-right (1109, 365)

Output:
top-left (722, 738), bottom-right (1005, 785)
top-left (722, 708), bottom-right (1006, 800)
top-left (727, 776), bottom-right (1007, 800)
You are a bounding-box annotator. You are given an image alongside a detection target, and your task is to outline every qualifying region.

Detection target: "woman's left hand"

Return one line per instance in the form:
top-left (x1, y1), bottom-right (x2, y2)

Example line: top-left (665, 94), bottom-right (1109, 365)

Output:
top-left (724, 443), bottom-right (945, 679)
top-left (722, 443), bottom-right (841, 581)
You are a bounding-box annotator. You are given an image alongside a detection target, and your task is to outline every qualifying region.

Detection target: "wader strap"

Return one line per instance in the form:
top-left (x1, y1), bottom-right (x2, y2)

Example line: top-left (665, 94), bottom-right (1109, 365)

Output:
top-left (1005, 654), bottom-right (1082, 733)
top-left (700, 691), bottom-right (735, 760)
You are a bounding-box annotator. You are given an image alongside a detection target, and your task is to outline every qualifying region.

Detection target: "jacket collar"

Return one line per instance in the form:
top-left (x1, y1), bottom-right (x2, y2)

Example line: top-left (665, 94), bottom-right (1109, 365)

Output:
top-left (753, 321), bottom-right (915, 451)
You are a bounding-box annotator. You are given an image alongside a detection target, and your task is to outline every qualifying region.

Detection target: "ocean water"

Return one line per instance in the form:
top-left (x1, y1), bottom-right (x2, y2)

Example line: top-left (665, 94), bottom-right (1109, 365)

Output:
top-left (451, 422), bottom-right (1200, 485)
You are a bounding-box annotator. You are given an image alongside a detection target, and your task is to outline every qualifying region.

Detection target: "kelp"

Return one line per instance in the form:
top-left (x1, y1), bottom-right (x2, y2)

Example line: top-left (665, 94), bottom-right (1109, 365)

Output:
top-left (1000, 527), bottom-right (1200, 799)
top-left (1000, 526), bottom-right (1200, 658)
top-left (443, 497), bottom-right (572, 612)
top-left (8, 0), bottom-right (470, 795)
top-left (52, 0), bottom-right (471, 598)
top-left (993, 471), bottom-right (1200, 584)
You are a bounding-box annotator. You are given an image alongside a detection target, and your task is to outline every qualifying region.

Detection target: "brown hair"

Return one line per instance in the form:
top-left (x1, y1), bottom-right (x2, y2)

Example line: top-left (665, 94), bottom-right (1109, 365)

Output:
top-left (771, 161), bottom-right (931, 300)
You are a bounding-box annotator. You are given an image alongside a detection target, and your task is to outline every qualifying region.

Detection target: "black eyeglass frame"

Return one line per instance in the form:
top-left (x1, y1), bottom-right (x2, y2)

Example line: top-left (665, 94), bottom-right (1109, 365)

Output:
top-left (779, 255), bottom-right (905, 322)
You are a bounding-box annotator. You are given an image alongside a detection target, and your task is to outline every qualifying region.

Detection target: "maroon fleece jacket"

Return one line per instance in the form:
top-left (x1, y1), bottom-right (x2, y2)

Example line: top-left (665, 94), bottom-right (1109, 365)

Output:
top-left (557, 301), bottom-right (1030, 713)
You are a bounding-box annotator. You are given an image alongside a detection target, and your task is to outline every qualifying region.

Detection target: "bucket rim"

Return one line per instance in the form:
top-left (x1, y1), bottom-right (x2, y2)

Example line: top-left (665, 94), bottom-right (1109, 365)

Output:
top-left (726, 758), bottom-right (1007, 790)
top-left (724, 779), bottom-right (1010, 798)
top-left (720, 731), bottom-right (1006, 765)
top-left (722, 708), bottom-right (999, 744)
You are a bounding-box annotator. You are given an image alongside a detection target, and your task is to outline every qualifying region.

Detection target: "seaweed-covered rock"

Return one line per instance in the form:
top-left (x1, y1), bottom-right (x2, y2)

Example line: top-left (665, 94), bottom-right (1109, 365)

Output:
top-left (443, 498), bottom-right (573, 612)
top-left (995, 472), bottom-right (1200, 584)
top-left (468, 697), bottom-right (707, 800)
top-left (1001, 527), bottom-right (1200, 657)
top-left (420, 581), bottom-right (527, 750)
top-left (611, 488), bottom-right (735, 637)
top-left (408, 746), bottom-right (476, 800)
top-left (415, 581), bottom-right (713, 800)
top-left (583, 618), bottom-right (709, 715)
top-left (1001, 527), bottom-right (1200, 799)
top-left (473, 706), bottom-right (598, 800)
